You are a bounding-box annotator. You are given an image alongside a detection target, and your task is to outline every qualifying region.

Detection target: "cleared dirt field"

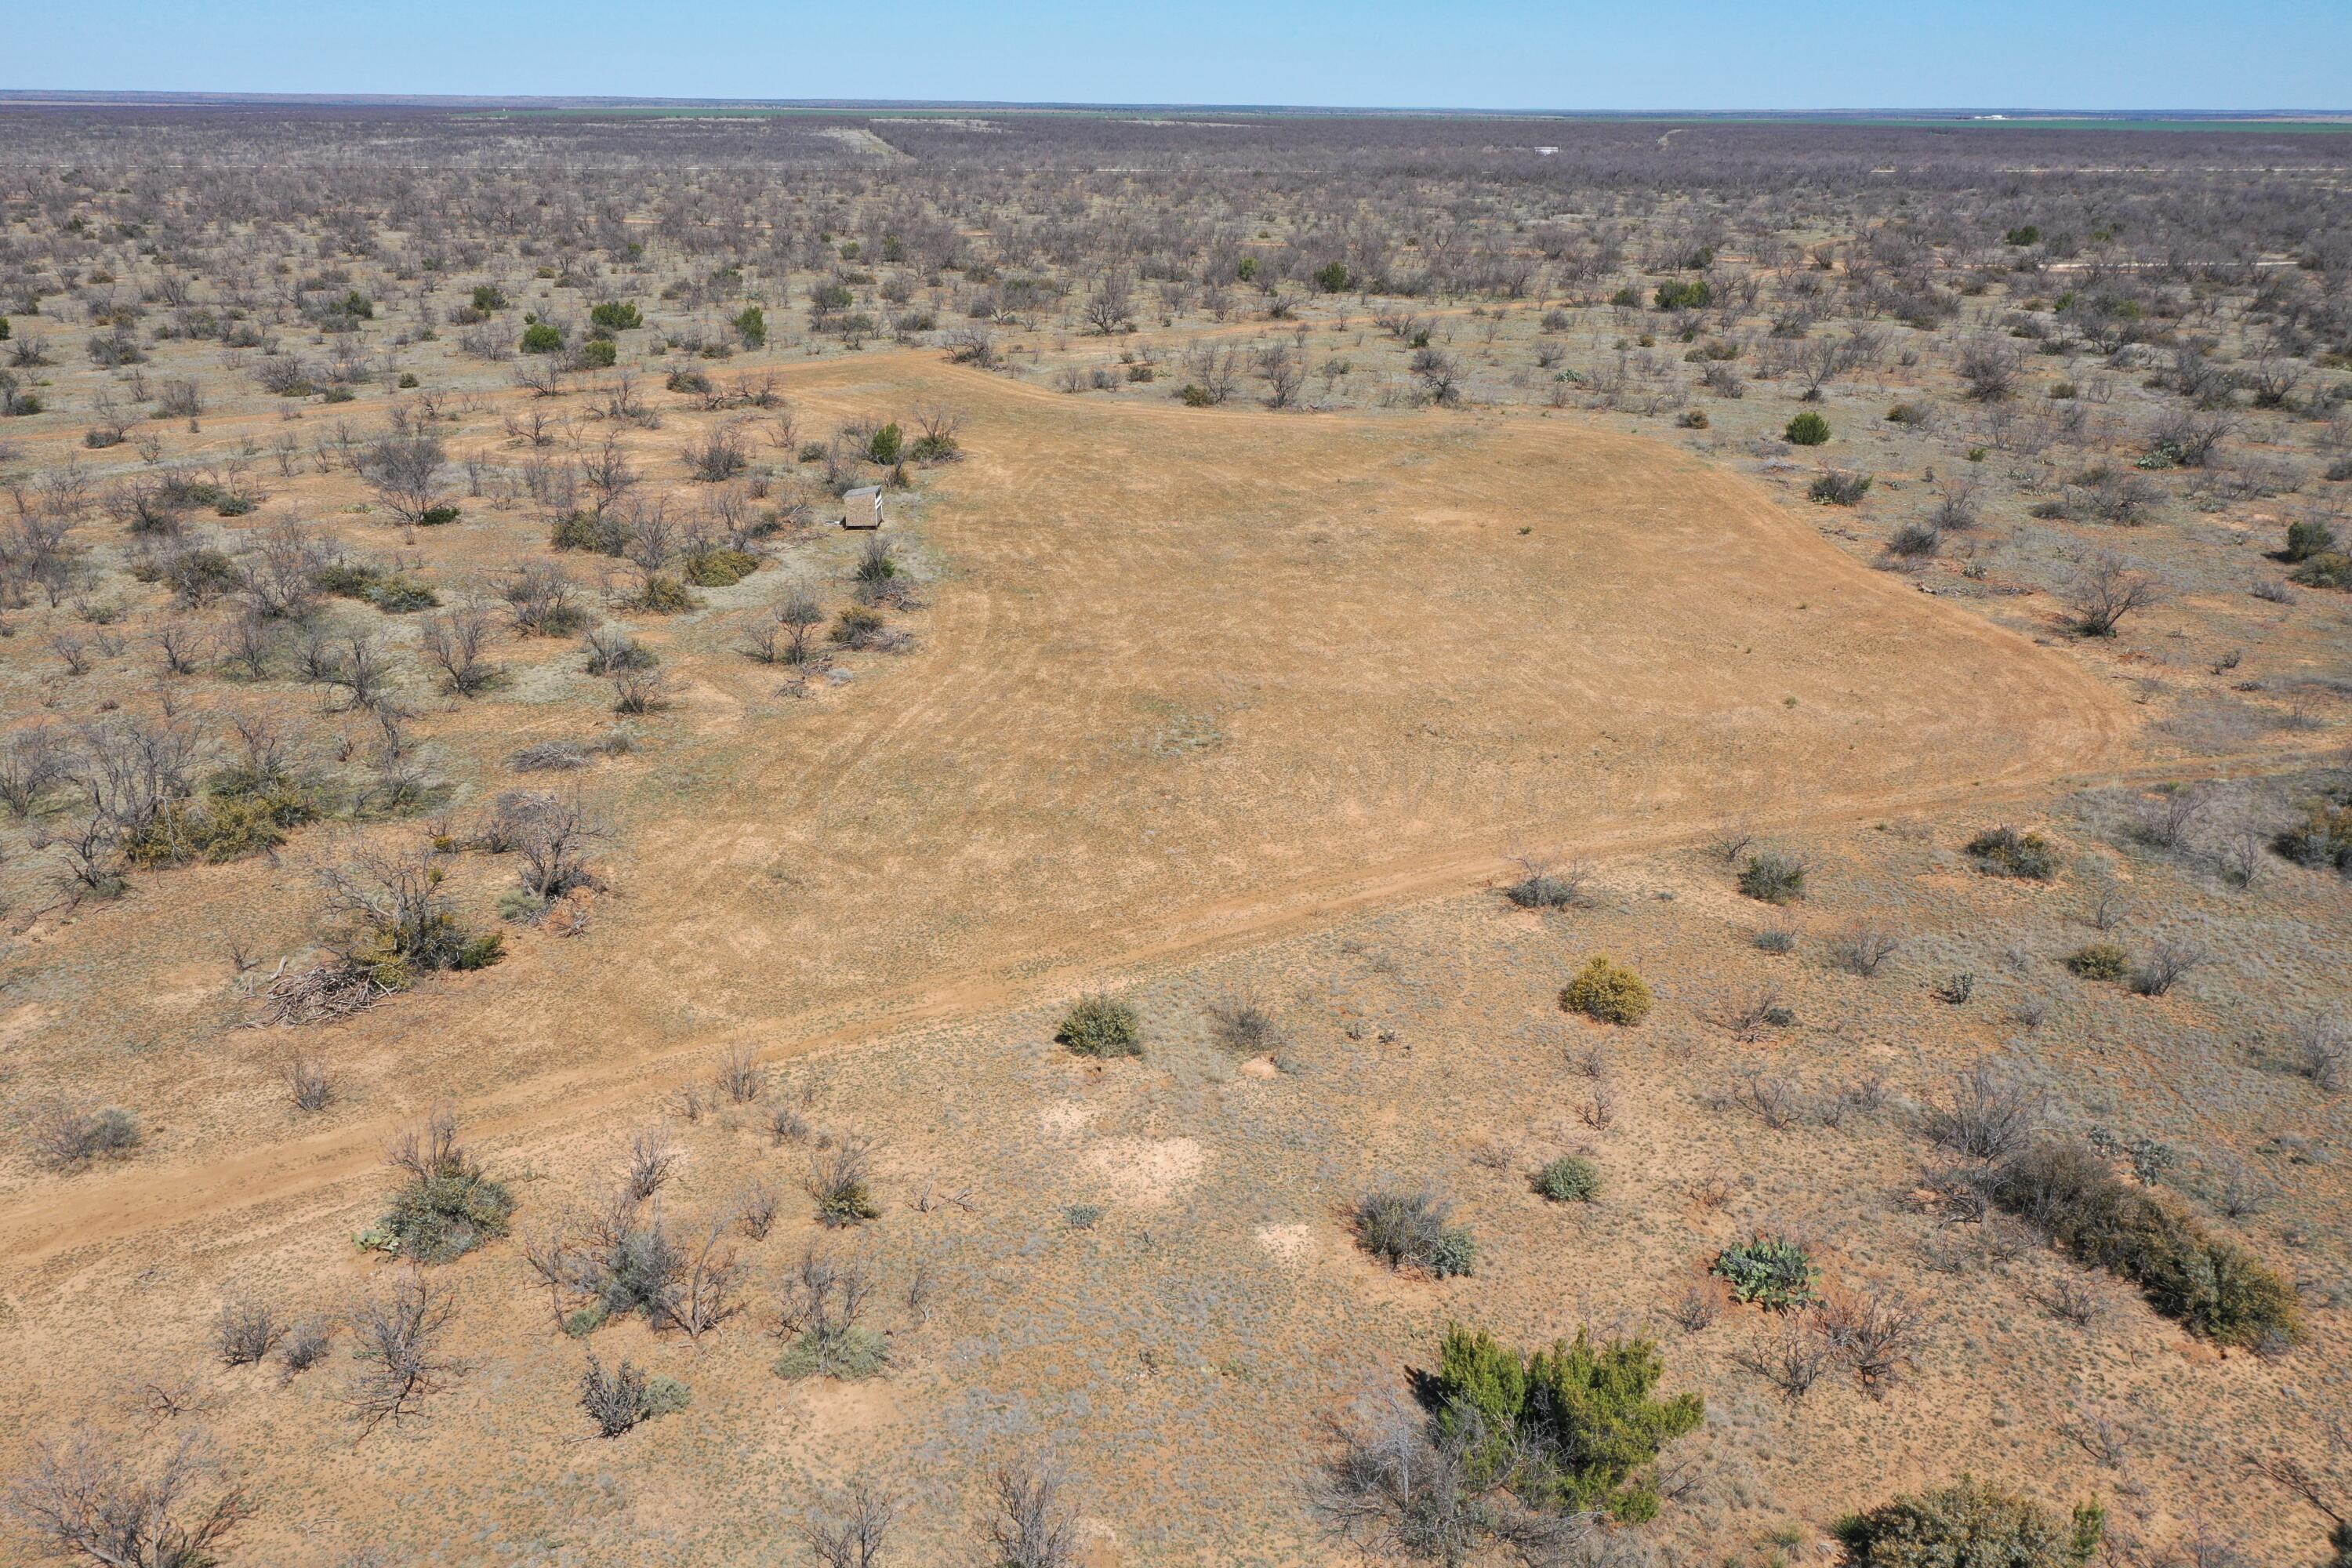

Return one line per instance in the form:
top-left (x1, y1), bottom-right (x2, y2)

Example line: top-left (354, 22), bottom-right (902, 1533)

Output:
top-left (0, 355), bottom-right (2141, 1259)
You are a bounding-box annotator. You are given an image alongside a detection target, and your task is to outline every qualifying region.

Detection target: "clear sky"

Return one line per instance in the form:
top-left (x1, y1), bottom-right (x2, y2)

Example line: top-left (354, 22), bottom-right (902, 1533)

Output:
top-left (6, 0), bottom-right (2347, 111)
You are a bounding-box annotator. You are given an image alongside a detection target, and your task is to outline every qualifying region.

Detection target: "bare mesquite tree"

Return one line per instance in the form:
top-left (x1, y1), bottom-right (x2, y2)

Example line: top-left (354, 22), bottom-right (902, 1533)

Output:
top-left (345, 1267), bottom-right (462, 1436)
top-left (419, 603), bottom-right (503, 696)
top-left (2065, 554), bottom-right (2161, 637)
top-left (358, 433), bottom-right (449, 528)
top-left (804, 1481), bottom-right (900, 1568)
top-left (3, 1430), bottom-right (253, 1568)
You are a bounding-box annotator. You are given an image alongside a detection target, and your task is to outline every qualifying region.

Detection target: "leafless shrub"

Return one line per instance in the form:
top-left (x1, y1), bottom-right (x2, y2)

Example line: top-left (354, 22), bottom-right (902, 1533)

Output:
top-left (358, 433), bottom-right (448, 528)
top-left (804, 1480), bottom-right (901, 1568)
top-left (1955, 337), bottom-right (2022, 401)
top-left (909, 400), bottom-right (961, 458)
top-left (1668, 1276), bottom-right (1727, 1332)
top-left (1814, 1288), bottom-right (1926, 1398)
top-left (1688, 1175), bottom-right (1732, 1214)
top-left (1918, 1163), bottom-right (1997, 1228)
top-left (1503, 854), bottom-right (1592, 910)
top-left (212, 1302), bottom-right (283, 1367)
top-left (1925, 1060), bottom-right (2044, 1161)
top-left (1810, 1073), bottom-right (1887, 1131)
top-left (151, 620), bottom-right (206, 677)
top-left (345, 1268), bottom-right (460, 1436)
top-left (580, 624), bottom-right (648, 677)
top-left (506, 791), bottom-right (607, 902)
top-left (768, 583), bottom-right (829, 665)
top-left (127, 1378), bottom-right (198, 1431)
top-left (408, 605), bottom-right (498, 699)
top-left (1929, 482), bottom-right (1980, 532)
top-left (31, 1105), bottom-right (143, 1171)
top-left (220, 609), bottom-right (270, 678)
top-left (320, 632), bottom-right (395, 711)
top-left (2150, 408), bottom-right (2234, 468)
top-left (2064, 553), bottom-right (2161, 637)
top-left (524, 1187), bottom-right (742, 1342)
top-left (2130, 939), bottom-right (2206, 997)
top-left (682, 423), bottom-right (750, 483)
top-left (1737, 1311), bottom-right (1831, 1402)
top-left (2060, 1404), bottom-right (2134, 1469)
top-left (1207, 994), bottom-right (1283, 1054)
top-left (944, 325), bottom-right (999, 368)
top-left (985, 1463), bottom-right (1082, 1568)
top-left (2241, 1415), bottom-right (2352, 1553)
top-left (2295, 1016), bottom-right (2349, 1093)
top-left (776, 1247), bottom-right (876, 1342)
top-left (383, 1109), bottom-right (473, 1188)
top-left (2, 1430), bottom-right (252, 1568)
top-left (717, 1047), bottom-right (766, 1103)
top-left (1255, 339), bottom-right (1305, 408)
top-left (623, 1128), bottom-right (679, 1202)
top-left (1315, 1398), bottom-right (1589, 1566)
top-left (0, 727), bottom-right (67, 817)
top-left (611, 665), bottom-right (669, 714)
top-left (277, 1322), bottom-right (330, 1381)
top-left (2216, 815), bottom-right (2267, 891)
top-left (2250, 576), bottom-right (2296, 604)
top-left (2034, 1272), bottom-right (2107, 1328)
top-left (311, 844), bottom-right (467, 975)
top-left (503, 560), bottom-right (584, 637)
top-left (1829, 921), bottom-right (1901, 977)
top-left (1728, 1068), bottom-right (1802, 1131)
top-left (2212, 1156), bottom-right (2275, 1220)
top-left (663, 1217), bottom-right (747, 1342)
top-left (1884, 521), bottom-right (1942, 561)
top-left (578, 1356), bottom-right (659, 1438)
top-left (734, 1181), bottom-right (781, 1240)
top-left (2135, 785), bottom-right (2209, 851)
top-left (1723, 984), bottom-right (1793, 1042)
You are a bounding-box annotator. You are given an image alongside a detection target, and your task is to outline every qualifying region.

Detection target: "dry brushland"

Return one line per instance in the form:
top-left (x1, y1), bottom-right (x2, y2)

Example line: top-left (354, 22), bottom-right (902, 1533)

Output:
top-left (0, 101), bottom-right (2346, 1568)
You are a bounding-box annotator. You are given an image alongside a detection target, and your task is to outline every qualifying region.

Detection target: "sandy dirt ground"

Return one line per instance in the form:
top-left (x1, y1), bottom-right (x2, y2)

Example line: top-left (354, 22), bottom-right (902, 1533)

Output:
top-left (0, 354), bottom-right (2144, 1254)
top-left (9, 356), bottom-right (2345, 1567)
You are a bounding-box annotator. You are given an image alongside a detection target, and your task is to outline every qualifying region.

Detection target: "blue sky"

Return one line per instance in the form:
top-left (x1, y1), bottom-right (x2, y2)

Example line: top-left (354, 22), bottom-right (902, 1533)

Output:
top-left (6, 0), bottom-right (2347, 111)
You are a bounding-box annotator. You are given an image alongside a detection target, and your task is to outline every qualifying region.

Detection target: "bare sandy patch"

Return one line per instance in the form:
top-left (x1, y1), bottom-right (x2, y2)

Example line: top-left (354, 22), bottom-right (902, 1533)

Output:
top-left (1080, 1136), bottom-right (1206, 1207)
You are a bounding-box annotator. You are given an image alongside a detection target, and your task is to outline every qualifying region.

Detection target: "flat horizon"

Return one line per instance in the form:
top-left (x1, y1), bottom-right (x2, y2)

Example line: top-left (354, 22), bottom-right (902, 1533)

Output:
top-left (1, 90), bottom-right (2347, 119)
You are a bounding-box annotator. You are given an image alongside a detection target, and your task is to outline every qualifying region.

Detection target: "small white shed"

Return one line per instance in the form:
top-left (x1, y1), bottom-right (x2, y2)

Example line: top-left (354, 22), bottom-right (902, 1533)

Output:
top-left (839, 485), bottom-right (884, 530)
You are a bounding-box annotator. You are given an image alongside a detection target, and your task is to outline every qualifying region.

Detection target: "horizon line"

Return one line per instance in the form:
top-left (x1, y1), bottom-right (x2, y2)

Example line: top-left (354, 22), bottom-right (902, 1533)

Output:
top-left (1, 90), bottom-right (2347, 119)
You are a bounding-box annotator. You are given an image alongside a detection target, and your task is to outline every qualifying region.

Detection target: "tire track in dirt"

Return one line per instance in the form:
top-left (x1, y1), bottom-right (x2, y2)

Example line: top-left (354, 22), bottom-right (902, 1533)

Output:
top-left (2, 743), bottom-right (2331, 1271)
top-left (0, 353), bottom-right (2274, 1266)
